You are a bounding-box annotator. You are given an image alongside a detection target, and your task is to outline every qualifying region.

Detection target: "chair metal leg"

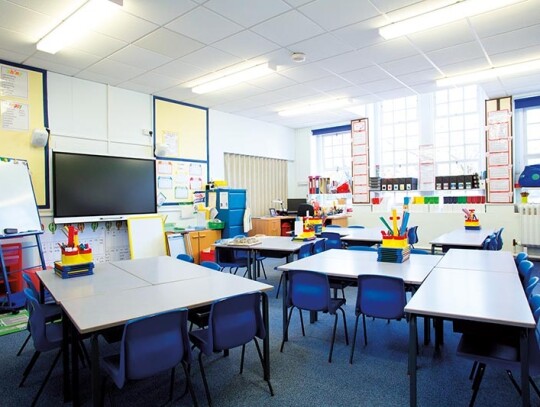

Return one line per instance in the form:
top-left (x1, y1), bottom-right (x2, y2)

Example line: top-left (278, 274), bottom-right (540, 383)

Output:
top-left (181, 361), bottom-right (199, 407)
top-left (16, 333), bottom-right (31, 356)
top-left (275, 273), bottom-right (284, 299)
top-left (469, 362), bottom-right (486, 407)
top-left (169, 367), bottom-right (175, 401)
top-left (362, 314), bottom-right (368, 346)
top-left (505, 369), bottom-right (522, 396)
top-left (469, 361), bottom-right (478, 380)
top-left (529, 375), bottom-right (540, 399)
top-left (339, 307), bottom-right (349, 345)
top-left (198, 351), bottom-right (212, 407)
top-left (328, 314), bottom-right (339, 363)
top-left (253, 338), bottom-right (274, 396)
top-left (349, 315), bottom-right (360, 364)
top-left (298, 309), bottom-right (305, 336)
top-left (20, 351), bottom-right (41, 387)
top-left (240, 344), bottom-right (246, 374)
top-left (31, 348), bottom-right (62, 407)
top-left (280, 306), bottom-right (295, 352)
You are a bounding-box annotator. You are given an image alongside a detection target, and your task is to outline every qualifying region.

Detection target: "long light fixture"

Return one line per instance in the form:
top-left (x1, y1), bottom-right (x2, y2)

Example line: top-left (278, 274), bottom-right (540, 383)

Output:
top-left (278, 98), bottom-right (355, 117)
top-left (191, 63), bottom-right (275, 94)
top-left (37, 0), bottom-right (123, 54)
top-left (437, 59), bottom-right (540, 87)
top-left (379, 0), bottom-right (523, 40)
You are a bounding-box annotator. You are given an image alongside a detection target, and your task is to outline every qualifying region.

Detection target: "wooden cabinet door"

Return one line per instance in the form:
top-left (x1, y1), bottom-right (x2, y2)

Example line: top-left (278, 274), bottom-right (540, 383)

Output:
top-left (185, 232), bottom-right (201, 264)
top-left (267, 219), bottom-right (281, 236)
top-left (198, 230), bottom-right (221, 252)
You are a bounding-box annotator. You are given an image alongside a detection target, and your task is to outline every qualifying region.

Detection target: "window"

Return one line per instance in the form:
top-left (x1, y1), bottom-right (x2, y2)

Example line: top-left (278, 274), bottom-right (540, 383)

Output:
top-left (378, 96), bottom-right (419, 178)
top-left (313, 126), bottom-right (352, 181)
top-left (515, 100), bottom-right (540, 202)
top-left (434, 85), bottom-right (483, 176)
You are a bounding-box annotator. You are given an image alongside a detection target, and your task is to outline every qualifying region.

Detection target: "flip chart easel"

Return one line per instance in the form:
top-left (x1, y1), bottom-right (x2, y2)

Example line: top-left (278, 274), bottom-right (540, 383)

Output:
top-left (127, 216), bottom-right (167, 259)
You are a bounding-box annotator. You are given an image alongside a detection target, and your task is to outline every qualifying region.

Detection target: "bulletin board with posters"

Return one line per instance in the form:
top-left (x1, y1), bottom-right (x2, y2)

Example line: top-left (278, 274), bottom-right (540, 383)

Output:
top-left (156, 159), bottom-right (207, 205)
top-left (351, 118), bottom-right (370, 204)
top-left (0, 60), bottom-right (48, 207)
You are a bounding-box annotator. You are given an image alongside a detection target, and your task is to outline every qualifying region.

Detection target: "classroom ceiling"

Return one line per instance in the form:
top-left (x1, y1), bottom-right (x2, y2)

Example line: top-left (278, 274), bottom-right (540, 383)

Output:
top-left (1, 0), bottom-right (540, 129)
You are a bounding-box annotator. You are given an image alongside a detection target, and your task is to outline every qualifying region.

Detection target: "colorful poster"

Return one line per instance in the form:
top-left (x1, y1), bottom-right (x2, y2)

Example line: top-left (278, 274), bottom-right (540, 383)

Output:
top-left (0, 65), bottom-right (28, 98)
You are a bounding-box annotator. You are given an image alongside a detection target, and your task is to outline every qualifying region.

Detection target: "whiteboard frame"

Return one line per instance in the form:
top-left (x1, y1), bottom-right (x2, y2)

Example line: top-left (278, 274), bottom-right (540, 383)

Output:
top-left (127, 215), bottom-right (167, 259)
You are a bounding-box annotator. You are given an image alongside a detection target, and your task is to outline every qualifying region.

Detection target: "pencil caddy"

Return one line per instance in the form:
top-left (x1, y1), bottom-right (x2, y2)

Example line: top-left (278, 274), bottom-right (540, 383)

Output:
top-left (378, 207), bottom-right (410, 263)
top-left (463, 208), bottom-right (481, 230)
top-left (57, 225), bottom-right (94, 277)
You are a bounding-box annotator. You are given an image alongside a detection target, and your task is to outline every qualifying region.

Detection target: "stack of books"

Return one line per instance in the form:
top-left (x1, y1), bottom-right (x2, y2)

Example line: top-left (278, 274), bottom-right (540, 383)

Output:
top-left (54, 261), bottom-right (94, 279)
top-left (377, 247), bottom-right (410, 263)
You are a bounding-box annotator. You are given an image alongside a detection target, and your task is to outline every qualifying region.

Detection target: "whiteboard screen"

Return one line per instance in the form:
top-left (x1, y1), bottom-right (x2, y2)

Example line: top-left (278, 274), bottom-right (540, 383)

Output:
top-left (0, 158), bottom-right (42, 236)
top-left (127, 216), bottom-right (167, 259)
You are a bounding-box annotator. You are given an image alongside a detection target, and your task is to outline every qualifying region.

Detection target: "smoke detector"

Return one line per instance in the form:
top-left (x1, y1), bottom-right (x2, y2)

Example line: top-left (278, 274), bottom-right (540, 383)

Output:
top-left (291, 52), bottom-right (306, 63)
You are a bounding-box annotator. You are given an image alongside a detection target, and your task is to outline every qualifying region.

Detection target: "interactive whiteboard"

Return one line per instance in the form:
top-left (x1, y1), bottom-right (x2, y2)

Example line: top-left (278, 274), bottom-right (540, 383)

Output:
top-left (127, 216), bottom-right (167, 259)
top-left (0, 158), bottom-right (42, 236)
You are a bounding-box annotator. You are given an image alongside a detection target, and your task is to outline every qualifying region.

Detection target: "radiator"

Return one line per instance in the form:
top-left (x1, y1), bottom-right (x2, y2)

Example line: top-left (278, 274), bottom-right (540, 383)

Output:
top-left (519, 204), bottom-right (540, 246)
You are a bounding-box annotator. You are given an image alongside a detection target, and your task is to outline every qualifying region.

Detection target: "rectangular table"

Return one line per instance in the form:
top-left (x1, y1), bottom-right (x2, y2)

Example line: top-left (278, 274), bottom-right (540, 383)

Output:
top-left (405, 264), bottom-right (535, 406)
top-left (39, 258), bottom-right (272, 406)
top-left (429, 228), bottom-right (495, 254)
top-left (277, 249), bottom-right (442, 342)
top-left (435, 248), bottom-right (516, 273)
top-left (336, 227), bottom-right (383, 247)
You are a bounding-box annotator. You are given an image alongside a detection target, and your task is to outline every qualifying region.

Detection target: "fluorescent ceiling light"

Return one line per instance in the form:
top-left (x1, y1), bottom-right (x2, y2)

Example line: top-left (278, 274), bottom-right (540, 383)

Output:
top-left (437, 59), bottom-right (540, 87)
top-left (37, 0), bottom-right (123, 54)
top-left (379, 0), bottom-right (523, 39)
top-left (278, 99), bottom-right (355, 117)
top-left (191, 63), bottom-right (275, 94)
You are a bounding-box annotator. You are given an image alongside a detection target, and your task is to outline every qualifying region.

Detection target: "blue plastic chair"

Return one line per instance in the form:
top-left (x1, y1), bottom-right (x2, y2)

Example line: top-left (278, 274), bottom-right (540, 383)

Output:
top-left (312, 239), bottom-right (325, 254)
top-left (275, 242), bottom-right (313, 299)
top-left (526, 276), bottom-right (540, 298)
top-left (188, 261), bottom-right (223, 330)
top-left (350, 275), bottom-right (407, 364)
top-left (348, 225), bottom-right (365, 229)
top-left (515, 252), bottom-right (528, 267)
top-left (494, 227), bottom-right (504, 250)
top-left (321, 231), bottom-right (344, 250)
top-left (101, 308), bottom-right (197, 405)
top-left (177, 253), bottom-right (194, 262)
top-left (200, 261), bottom-right (222, 271)
top-left (348, 246), bottom-right (377, 252)
top-left (482, 234), bottom-right (498, 251)
top-left (410, 248), bottom-right (430, 255)
top-left (325, 224), bottom-right (342, 228)
top-left (280, 269), bottom-right (349, 363)
top-left (519, 260), bottom-right (535, 287)
top-left (407, 226), bottom-right (419, 248)
top-left (189, 292), bottom-right (273, 405)
top-left (19, 288), bottom-right (63, 407)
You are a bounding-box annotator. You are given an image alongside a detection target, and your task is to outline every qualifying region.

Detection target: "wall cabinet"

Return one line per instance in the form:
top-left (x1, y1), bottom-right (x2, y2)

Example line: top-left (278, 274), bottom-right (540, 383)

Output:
top-left (184, 229), bottom-right (221, 264)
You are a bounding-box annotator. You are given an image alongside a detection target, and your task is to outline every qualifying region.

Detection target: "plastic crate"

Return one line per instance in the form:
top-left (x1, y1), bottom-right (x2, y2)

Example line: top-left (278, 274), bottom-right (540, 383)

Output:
top-left (208, 220), bottom-right (225, 230)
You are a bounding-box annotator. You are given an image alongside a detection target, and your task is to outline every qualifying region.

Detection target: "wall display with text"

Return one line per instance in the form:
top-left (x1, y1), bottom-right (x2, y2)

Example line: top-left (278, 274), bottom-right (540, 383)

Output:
top-left (351, 118), bottom-right (370, 204)
top-left (156, 159), bottom-right (208, 205)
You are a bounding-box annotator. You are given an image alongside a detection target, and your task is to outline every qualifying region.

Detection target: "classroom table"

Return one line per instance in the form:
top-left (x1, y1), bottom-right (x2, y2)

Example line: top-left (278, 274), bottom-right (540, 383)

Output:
top-left (335, 227), bottom-right (383, 247)
top-left (405, 261), bottom-right (535, 406)
top-left (277, 249), bottom-right (442, 342)
top-left (38, 258), bottom-right (272, 406)
top-left (429, 228), bottom-right (495, 254)
top-left (435, 248), bottom-right (516, 273)
top-left (214, 236), bottom-right (318, 280)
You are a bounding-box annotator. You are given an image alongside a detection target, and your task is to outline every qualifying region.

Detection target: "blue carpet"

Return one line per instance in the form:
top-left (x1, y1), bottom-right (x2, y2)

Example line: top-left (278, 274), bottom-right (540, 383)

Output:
top-left (0, 258), bottom-right (532, 406)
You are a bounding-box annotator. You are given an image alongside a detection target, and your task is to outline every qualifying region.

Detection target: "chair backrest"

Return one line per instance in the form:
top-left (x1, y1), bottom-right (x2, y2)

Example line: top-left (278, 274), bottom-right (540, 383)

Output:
top-left (531, 294), bottom-right (540, 322)
top-left (120, 309), bottom-right (190, 387)
top-left (348, 245), bottom-right (377, 252)
top-left (325, 225), bottom-right (341, 228)
top-left (495, 227), bottom-right (504, 250)
top-left (312, 239), bottom-right (325, 254)
top-left (407, 226), bottom-right (419, 246)
top-left (288, 269), bottom-right (330, 312)
top-left (516, 252), bottom-right (529, 266)
top-left (356, 275), bottom-right (406, 319)
top-left (410, 248), bottom-right (430, 255)
top-left (526, 276), bottom-right (540, 298)
top-left (348, 225), bottom-right (365, 229)
top-left (519, 260), bottom-right (535, 286)
top-left (177, 253), bottom-right (194, 263)
top-left (23, 288), bottom-right (59, 352)
top-left (298, 243), bottom-right (313, 259)
top-left (22, 272), bottom-right (39, 298)
top-left (297, 203), bottom-right (314, 217)
top-left (200, 261), bottom-right (222, 271)
top-left (207, 292), bottom-right (265, 352)
top-left (482, 234), bottom-right (498, 251)
top-left (320, 232), bottom-right (342, 250)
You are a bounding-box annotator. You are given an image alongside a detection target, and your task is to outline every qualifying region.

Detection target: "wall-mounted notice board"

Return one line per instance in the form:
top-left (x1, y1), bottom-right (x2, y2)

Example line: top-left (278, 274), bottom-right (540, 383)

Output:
top-left (351, 118), bottom-right (370, 204)
top-left (0, 158), bottom-right (42, 235)
top-left (127, 216), bottom-right (167, 259)
top-left (0, 61), bottom-right (48, 207)
top-left (485, 97), bottom-right (513, 204)
top-left (156, 159), bottom-right (207, 205)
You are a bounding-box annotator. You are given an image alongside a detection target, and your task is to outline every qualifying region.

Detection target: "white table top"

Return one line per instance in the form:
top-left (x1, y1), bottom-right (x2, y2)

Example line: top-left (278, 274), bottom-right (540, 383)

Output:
top-left (436, 249), bottom-right (517, 273)
top-left (430, 228), bottom-right (495, 247)
top-left (61, 272), bottom-right (273, 334)
top-left (111, 255), bottom-right (213, 284)
top-left (37, 262), bottom-right (148, 303)
top-left (277, 249), bottom-right (441, 285)
top-left (405, 267), bottom-right (535, 328)
top-left (339, 227), bottom-right (382, 243)
top-left (215, 236), bottom-right (316, 253)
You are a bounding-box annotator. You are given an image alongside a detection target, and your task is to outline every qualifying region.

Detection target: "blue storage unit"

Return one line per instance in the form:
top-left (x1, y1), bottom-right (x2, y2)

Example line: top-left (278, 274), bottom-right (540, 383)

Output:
top-left (207, 188), bottom-right (246, 238)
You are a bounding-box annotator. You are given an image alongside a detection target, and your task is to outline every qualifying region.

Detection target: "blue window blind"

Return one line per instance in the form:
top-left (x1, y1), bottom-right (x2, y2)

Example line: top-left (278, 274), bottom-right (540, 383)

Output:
top-left (311, 124), bottom-right (351, 136)
top-left (515, 96), bottom-right (540, 109)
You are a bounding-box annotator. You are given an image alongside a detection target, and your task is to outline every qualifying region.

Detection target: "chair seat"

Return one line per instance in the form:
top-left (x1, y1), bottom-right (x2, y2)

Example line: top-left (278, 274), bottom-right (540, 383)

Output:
top-left (189, 329), bottom-right (211, 355)
top-left (457, 333), bottom-right (520, 367)
top-left (328, 298), bottom-right (346, 314)
top-left (43, 303), bottom-right (61, 322)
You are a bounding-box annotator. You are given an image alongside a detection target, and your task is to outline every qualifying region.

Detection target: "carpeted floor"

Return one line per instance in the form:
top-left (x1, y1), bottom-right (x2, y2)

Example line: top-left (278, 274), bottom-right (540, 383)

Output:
top-left (0, 258), bottom-right (534, 406)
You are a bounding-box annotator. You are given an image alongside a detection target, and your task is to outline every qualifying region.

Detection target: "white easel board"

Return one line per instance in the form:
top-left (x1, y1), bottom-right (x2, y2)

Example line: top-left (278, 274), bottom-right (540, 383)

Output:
top-left (127, 216), bottom-right (167, 259)
top-left (166, 233), bottom-right (187, 258)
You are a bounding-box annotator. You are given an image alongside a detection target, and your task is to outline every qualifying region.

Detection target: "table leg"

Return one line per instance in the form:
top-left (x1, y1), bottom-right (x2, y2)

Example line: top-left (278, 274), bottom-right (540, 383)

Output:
top-left (247, 250), bottom-right (254, 280)
top-left (62, 310), bottom-right (72, 402)
top-left (423, 317), bottom-right (431, 345)
top-left (262, 293), bottom-right (270, 381)
top-left (282, 270), bottom-right (288, 342)
top-left (520, 328), bottom-right (530, 407)
top-left (91, 334), bottom-right (101, 407)
top-left (70, 322), bottom-right (80, 406)
top-left (409, 314), bottom-right (417, 407)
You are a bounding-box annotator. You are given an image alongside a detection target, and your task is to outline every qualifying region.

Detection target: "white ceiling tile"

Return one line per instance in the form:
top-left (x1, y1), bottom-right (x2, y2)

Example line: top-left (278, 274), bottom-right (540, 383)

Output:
top-left (427, 42), bottom-right (486, 69)
top-left (331, 16), bottom-right (386, 50)
top-left (315, 51), bottom-right (372, 74)
top-left (108, 45), bottom-right (173, 70)
top-left (376, 87), bottom-right (417, 100)
top-left (251, 10), bottom-right (325, 47)
top-left (124, 71), bottom-right (182, 92)
top-left (299, 0), bottom-right (378, 31)
top-left (380, 54), bottom-right (433, 77)
top-left (279, 63), bottom-right (332, 82)
top-left (303, 75), bottom-right (352, 92)
top-left (246, 73), bottom-right (296, 91)
top-left (76, 69), bottom-right (123, 86)
top-left (24, 55), bottom-right (80, 76)
top-left (489, 45), bottom-right (540, 67)
top-left (34, 47), bottom-right (100, 70)
top-left (177, 46), bottom-right (241, 72)
top-left (437, 58), bottom-right (491, 77)
top-left (247, 89), bottom-right (294, 105)
top-left (0, 1), bottom-right (57, 40)
top-left (282, 0), bottom-right (314, 7)
top-left (117, 81), bottom-right (158, 95)
top-left (154, 85), bottom-right (195, 102)
top-left (123, 0), bottom-right (198, 25)
top-left (134, 28), bottom-right (205, 59)
top-left (94, 10), bottom-right (158, 43)
top-left (82, 58), bottom-right (145, 82)
top-left (68, 31), bottom-right (127, 58)
top-left (470, 1), bottom-right (540, 39)
top-left (0, 27), bottom-right (37, 56)
top-left (369, 0), bottom-right (422, 13)
top-left (0, 48), bottom-right (28, 64)
top-left (356, 78), bottom-right (404, 93)
top-left (275, 83), bottom-right (323, 100)
top-left (7, 0), bottom-right (85, 17)
top-left (288, 33), bottom-right (354, 63)
top-left (397, 68), bottom-right (441, 86)
top-left (341, 65), bottom-right (388, 84)
top-left (360, 37), bottom-right (419, 64)
top-left (407, 20), bottom-right (475, 53)
top-left (325, 85), bottom-right (372, 99)
top-left (481, 24), bottom-right (540, 57)
top-left (204, 0), bottom-right (291, 27)
top-left (152, 59), bottom-right (208, 82)
top-left (165, 7), bottom-right (243, 45)
top-left (212, 31), bottom-right (280, 60)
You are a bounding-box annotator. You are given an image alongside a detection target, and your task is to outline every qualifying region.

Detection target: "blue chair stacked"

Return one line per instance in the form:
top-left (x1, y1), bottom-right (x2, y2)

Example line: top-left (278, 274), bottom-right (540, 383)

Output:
top-left (350, 275), bottom-right (407, 364)
top-left (101, 308), bottom-right (197, 405)
top-left (189, 292), bottom-right (273, 406)
top-left (519, 260), bottom-right (535, 287)
top-left (515, 252), bottom-right (528, 267)
top-left (280, 269), bottom-right (349, 363)
top-left (177, 253), bottom-right (194, 262)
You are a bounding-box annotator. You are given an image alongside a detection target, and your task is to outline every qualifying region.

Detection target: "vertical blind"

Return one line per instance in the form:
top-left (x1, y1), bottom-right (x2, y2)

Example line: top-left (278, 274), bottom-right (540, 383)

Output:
top-left (224, 153), bottom-right (288, 217)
